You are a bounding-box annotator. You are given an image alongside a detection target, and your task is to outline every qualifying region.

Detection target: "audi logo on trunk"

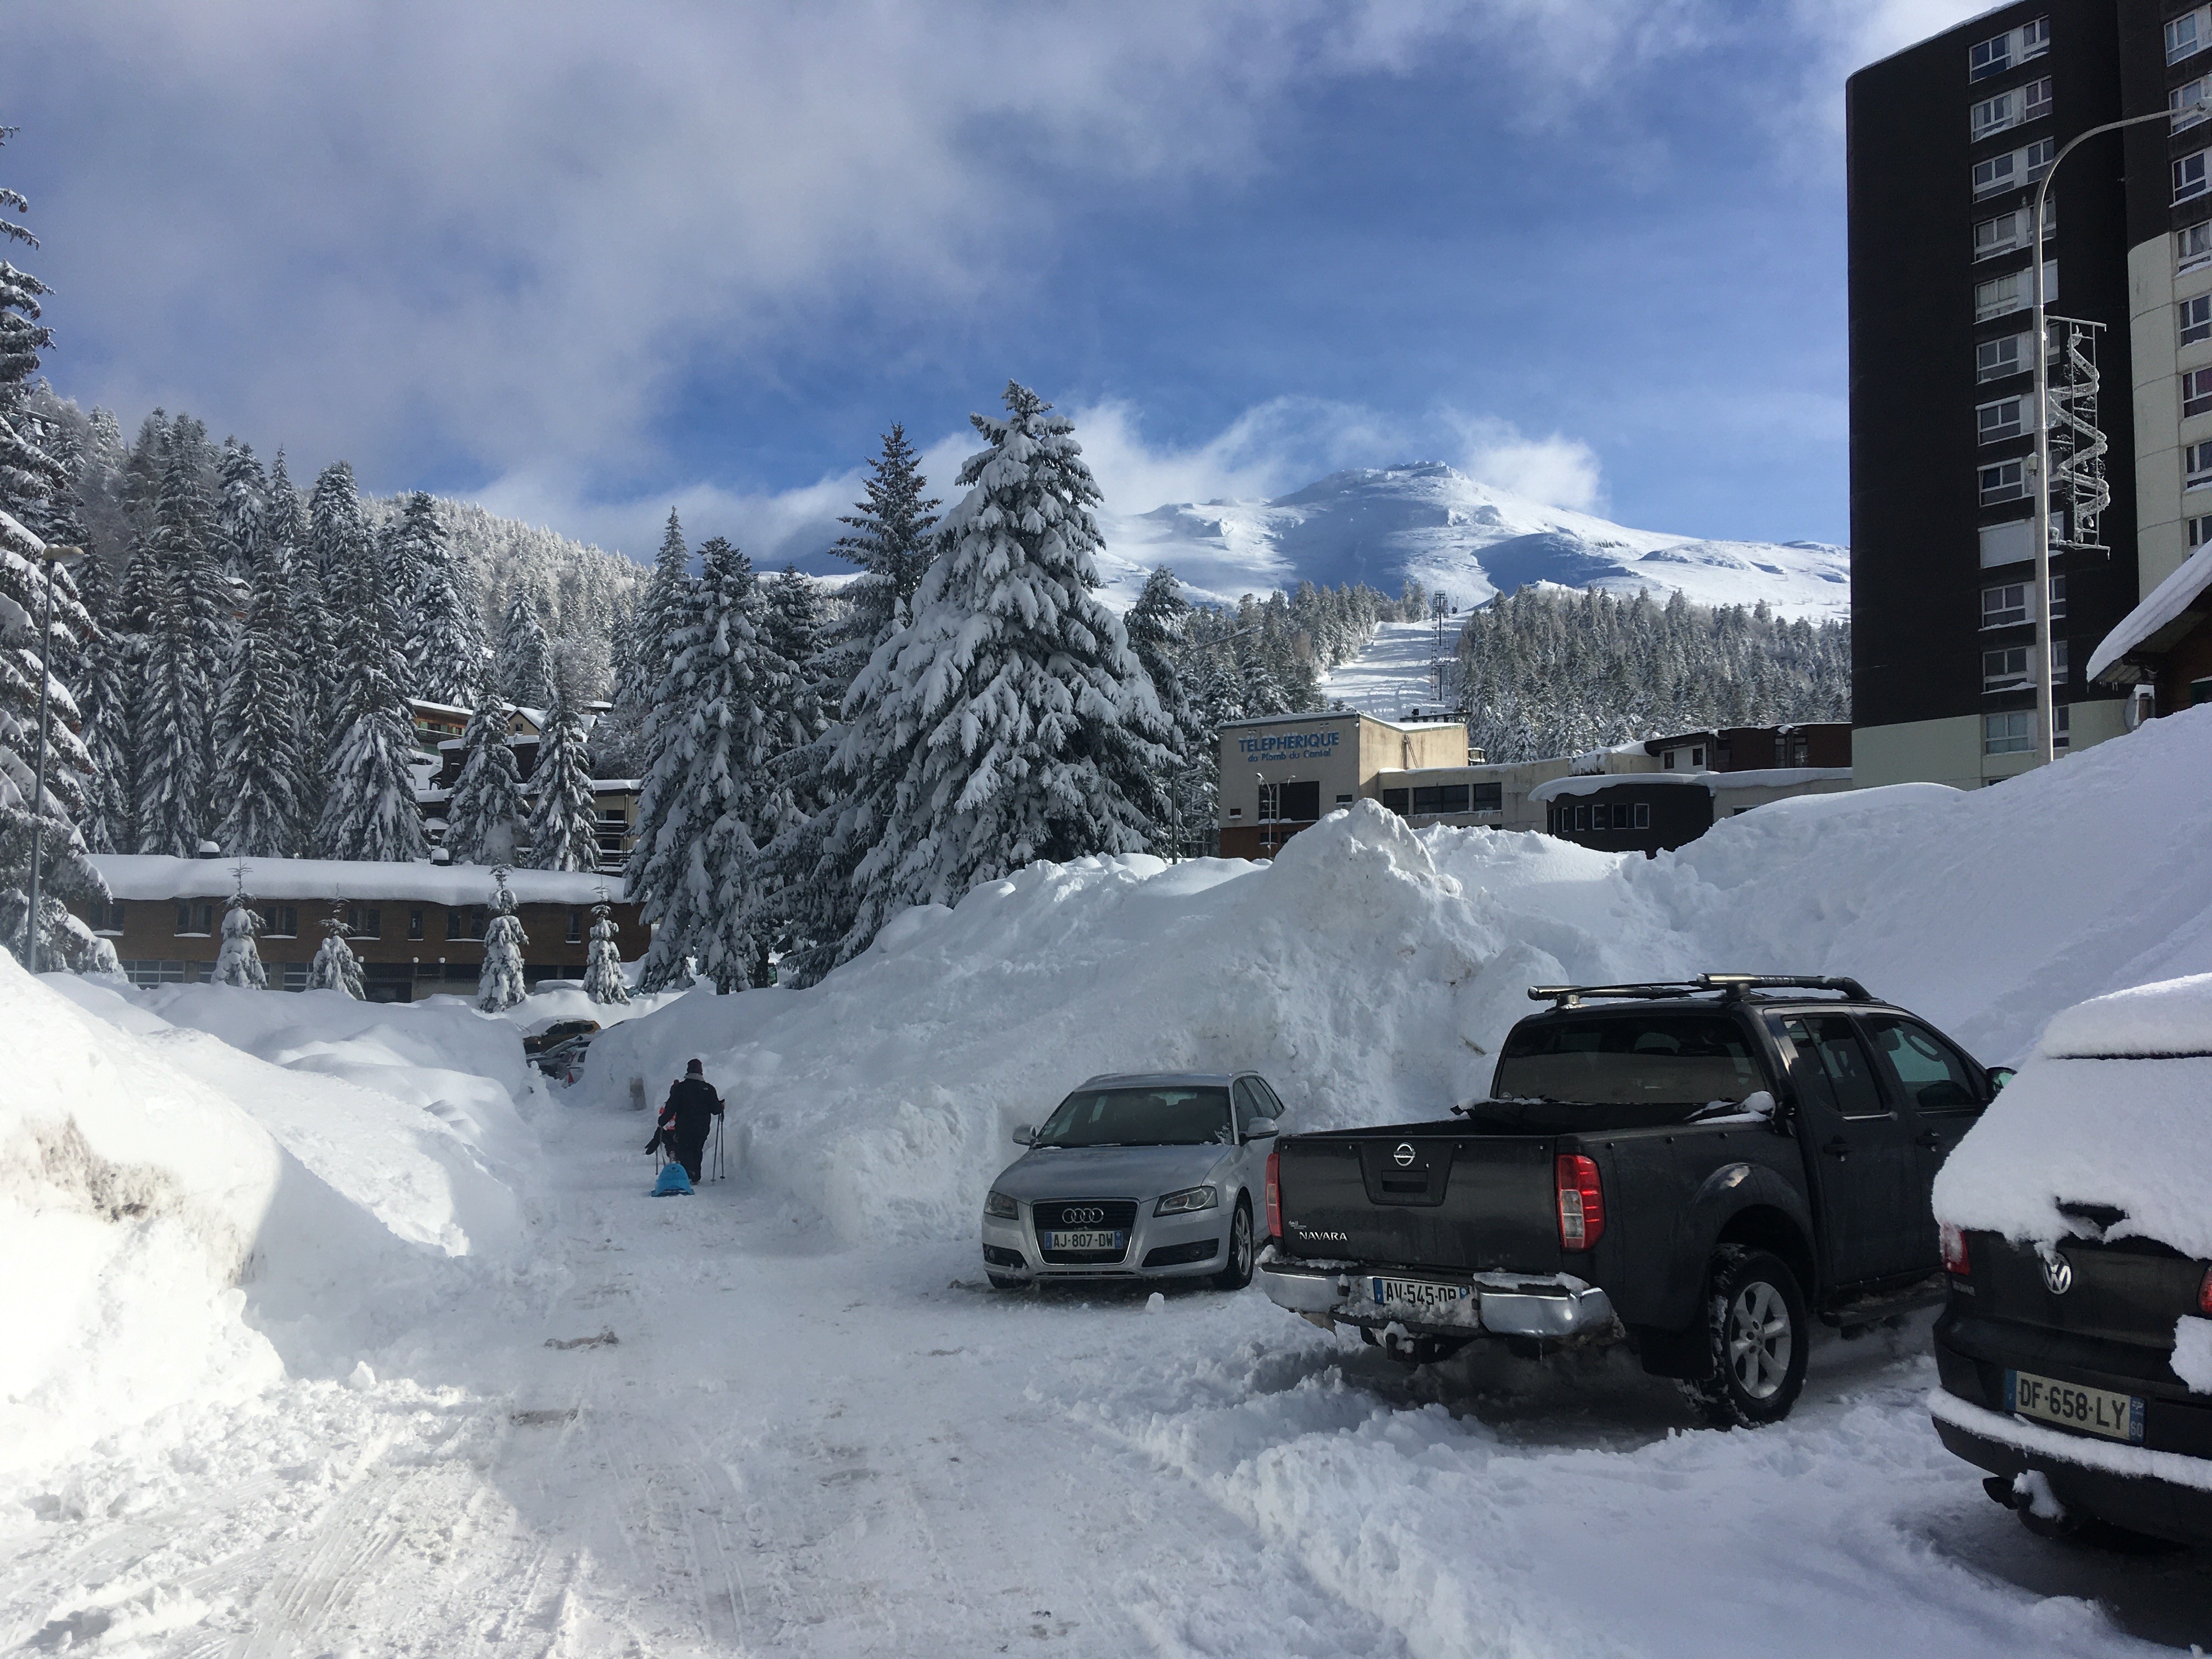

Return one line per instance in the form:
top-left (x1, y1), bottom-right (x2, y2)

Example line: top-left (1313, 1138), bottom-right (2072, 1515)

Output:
top-left (1393, 1143), bottom-right (1416, 1168)
top-left (1058, 1206), bottom-right (1107, 1225)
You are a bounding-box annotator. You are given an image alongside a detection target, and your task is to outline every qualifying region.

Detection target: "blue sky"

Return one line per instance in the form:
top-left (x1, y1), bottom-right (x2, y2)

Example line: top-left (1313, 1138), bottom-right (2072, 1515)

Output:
top-left (4, 2), bottom-right (1989, 568)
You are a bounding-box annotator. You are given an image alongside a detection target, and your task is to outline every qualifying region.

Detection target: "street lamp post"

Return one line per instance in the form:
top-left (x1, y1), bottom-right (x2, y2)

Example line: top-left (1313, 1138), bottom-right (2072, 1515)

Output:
top-left (2029, 108), bottom-right (2178, 767)
top-left (21, 542), bottom-right (84, 974)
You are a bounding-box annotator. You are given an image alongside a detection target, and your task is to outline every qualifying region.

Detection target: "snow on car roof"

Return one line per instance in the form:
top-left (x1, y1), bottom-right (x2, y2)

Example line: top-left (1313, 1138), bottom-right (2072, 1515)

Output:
top-left (1078, 1071), bottom-right (1238, 1089)
top-left (1933, 973), bottom-right (2212, 1259)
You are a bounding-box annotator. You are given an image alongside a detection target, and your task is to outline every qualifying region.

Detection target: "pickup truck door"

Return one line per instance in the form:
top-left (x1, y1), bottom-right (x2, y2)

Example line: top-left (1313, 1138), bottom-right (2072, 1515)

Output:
top-left (1777, 1013), bottom-right (1927, 1288)
top-left (1857, 1014), bottom-right (1989, 1269)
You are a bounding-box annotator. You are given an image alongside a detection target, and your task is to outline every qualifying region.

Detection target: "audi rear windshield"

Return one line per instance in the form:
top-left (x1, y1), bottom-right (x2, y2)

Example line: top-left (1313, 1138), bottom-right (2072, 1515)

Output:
top-left (1033, 1087), bottom-right (1232, 1148)
top-left (1476, 1014), bottom-right (1769, 1130)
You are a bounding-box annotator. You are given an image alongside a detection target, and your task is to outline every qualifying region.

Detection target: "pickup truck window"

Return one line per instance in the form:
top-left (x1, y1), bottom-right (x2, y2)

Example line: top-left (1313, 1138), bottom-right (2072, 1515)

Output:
top-left (1034, 1087), bottom-right (1233, 1148)
top-left (1486, 1014), bottom-right (1767, 1127)
top-left (1785, 1015), bottom-right (1889, 1119)
top-left (1860, 1015), bottom-right (1984, 1114)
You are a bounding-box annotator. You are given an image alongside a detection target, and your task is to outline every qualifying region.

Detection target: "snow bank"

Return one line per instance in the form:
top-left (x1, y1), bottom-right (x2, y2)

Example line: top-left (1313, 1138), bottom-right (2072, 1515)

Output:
top-left (587, 706), bottom-right (2212, 1248)
top-left (1931, 975), bottom-right (2212, 1257)
top-left (91, 853), bottom-right (625, 904)
top-left (0, 953), bottom-right (486, 1483)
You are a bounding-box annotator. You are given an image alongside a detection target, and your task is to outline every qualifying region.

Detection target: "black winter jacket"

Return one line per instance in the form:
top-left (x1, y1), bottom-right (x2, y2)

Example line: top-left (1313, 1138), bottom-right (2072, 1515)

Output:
top-left (659, 1076), bottom-right (725, 1143)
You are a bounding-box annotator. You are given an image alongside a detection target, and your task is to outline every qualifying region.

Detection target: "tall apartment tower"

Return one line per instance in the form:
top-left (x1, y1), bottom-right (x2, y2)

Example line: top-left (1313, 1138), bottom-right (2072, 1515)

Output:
top-left (1849, 1), bottom-right (2142, 788)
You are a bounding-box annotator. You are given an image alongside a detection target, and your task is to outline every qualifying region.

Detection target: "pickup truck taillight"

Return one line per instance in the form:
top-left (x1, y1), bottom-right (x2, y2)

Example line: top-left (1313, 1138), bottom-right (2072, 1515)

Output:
top-left (1555, 1154), bottom-right (1604, 1251)
top-left (1941, 1222), bottom-right (1971, 1277)
top-left (1265, 1147), bottom-right (1282, 1243)
top-left (2199, 1265), bottom-right (2212, 1316)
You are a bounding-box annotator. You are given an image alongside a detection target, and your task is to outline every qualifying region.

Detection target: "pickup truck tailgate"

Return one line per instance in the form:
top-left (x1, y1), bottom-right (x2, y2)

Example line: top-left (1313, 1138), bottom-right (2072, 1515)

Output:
top-left (1276, 1125), bottom-right (1563, 1273)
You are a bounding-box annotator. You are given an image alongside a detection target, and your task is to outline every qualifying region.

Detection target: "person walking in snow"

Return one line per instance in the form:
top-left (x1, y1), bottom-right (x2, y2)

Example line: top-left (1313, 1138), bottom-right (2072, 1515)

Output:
top-left (650, 1059), bottom-right (724, 1183)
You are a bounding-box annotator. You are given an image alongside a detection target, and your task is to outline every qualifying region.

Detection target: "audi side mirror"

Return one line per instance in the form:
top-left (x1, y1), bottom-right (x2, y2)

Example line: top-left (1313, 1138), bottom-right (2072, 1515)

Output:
top-left (1012, 1124), bottom-right (1035, 1146)
top-left (1244, 1121), bottom-right (1279, 1142)
top-left (1987, 1066), bottom-right (2015, 1095)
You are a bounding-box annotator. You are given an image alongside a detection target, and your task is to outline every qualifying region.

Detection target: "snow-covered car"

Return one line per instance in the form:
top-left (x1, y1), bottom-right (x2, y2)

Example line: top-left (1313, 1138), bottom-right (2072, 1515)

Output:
top-left (534, 1034), bottom-right (592, 1083)
top-left (1929, 973), bottom-right (2212, 1548)
top-left (523, 1017), bottom-right (601, 1057)
top-left (980, 1072), bottom-right (1284, 1292)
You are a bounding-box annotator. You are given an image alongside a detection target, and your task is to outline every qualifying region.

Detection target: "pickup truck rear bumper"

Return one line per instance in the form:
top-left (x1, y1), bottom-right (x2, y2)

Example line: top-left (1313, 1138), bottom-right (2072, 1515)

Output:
top-left (1260, 1257), bottom-right (1617, 1341)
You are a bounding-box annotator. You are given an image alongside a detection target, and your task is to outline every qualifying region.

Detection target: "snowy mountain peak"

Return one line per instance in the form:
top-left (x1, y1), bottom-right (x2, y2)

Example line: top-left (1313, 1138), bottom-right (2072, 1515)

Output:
top-left (1095, 461), bottom-right (1848, 622)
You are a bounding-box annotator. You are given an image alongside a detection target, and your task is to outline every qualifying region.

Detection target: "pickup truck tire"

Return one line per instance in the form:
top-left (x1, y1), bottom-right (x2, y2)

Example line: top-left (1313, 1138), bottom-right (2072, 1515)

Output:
top-left (1213, 1200), bottom-right (1255, 1290)
top-left (1679, 1246), bottom-right (1810, 1429)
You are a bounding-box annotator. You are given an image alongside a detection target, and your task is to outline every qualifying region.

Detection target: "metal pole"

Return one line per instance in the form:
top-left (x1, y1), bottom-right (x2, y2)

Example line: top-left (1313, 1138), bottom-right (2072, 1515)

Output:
top-left (22, 545), bottom-right (78, 974)
top-left (2029, 109), bottom-right (2175, 769)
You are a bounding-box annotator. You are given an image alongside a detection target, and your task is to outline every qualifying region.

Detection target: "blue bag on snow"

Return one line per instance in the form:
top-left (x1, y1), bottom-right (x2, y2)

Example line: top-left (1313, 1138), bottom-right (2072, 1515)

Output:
top-left (652, 1163), bottom-right (694, 1197)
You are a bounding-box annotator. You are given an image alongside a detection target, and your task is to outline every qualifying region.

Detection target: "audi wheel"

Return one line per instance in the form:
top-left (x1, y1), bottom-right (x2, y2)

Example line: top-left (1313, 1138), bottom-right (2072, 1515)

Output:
top-left (1212, 1199), bottom-right (1255, 1291)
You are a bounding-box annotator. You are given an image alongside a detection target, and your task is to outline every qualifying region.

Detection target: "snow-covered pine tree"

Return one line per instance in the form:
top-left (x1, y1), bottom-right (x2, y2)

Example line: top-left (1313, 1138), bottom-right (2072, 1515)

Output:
top-left (444, 697), bottom-right (523, 865)
top-left (477, 866), bottom-right (528, 1012)
top-left (1124, 566), bottom-right (1195, 856)
top-left (214, 442), bottom-right (268, 582)
top-left (313, 465), bottom-right (426, 862)
top-left (626, 509), bottom-right (691, 704)
top-left (836, 383), bottom-right (1171, 962)
top-left (764, 431), bottom-right (940, 984)
top-left (581, 894), bottom-right (629, 1005)
top-left (269, 454), bottom-right (331, 836)
top-left (132, 546), bottom-right (208, 856)
top-left (496, 589), bottom-right (554, 711)
top-left (0, 510), bottom-right (112, 971)
top-left (210, 552), bottom-right (302, 857)
top-left (210, 873), bottom-right (267, 989)
top-left (70, 548), bottom-right (131, 853)
top-left (0, 137), bottom-right (69, 534)
top-left (523, 679), bottom-right (596, 871)
top-left (306, 905), bottom-right (364, 998)
top-left (629, 537), bottom-right (784, 992)
top-left (393, 491), bottom-right (485, 709)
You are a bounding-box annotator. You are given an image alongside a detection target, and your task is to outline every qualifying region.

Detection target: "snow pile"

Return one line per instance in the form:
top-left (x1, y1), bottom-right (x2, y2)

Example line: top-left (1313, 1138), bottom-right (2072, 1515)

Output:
top-left (590, 706), bottom-right (2212, 1250)
top-left (1931, 974), bottom-right (2212, 1257)
top-left (0, 953), bottom-right (489, 1483)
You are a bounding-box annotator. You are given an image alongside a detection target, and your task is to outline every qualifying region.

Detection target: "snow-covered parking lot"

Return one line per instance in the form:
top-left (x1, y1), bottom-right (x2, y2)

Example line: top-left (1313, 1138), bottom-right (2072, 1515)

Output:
top-left (8, 709), bottom-right (2212, 1656)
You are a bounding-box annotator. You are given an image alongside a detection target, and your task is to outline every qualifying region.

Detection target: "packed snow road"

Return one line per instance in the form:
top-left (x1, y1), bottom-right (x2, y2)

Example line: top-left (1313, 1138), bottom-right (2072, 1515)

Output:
top-left (8, 1085), bottom-right (2211, 1657)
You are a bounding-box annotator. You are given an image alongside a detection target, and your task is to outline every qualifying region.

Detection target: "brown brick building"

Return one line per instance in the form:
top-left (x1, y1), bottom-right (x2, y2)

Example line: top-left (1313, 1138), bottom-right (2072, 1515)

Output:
top-left (76, 855), bottom-right (644, 1003)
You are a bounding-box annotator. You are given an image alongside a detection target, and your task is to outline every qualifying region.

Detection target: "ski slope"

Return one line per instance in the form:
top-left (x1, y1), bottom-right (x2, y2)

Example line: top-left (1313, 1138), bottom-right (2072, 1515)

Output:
top-left (8, 710), bottom-right (2212, 1654)
top-left (1096, 461), bottom-right (1850, 620)
top-left (1317, 618), bottom-right (1458, 718)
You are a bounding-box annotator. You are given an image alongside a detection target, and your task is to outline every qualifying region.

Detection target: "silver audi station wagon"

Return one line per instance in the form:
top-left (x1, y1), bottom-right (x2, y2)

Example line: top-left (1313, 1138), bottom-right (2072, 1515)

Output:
top-left (980, 1072), bottom-right (1285, 1291)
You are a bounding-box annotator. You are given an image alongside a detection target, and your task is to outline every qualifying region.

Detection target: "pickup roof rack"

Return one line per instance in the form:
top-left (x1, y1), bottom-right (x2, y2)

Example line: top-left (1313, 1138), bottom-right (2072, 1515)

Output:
top-left (1527, 973), bottom-right (1874, 1009)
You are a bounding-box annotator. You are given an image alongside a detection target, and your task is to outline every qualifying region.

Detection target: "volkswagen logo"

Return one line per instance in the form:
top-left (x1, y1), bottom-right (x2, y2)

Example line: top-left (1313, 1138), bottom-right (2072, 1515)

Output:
top-left (2041, 1251), bottom-right (2074, 1295)
top-left (1060, 1206), bottom-right (1107, 1225)
top-left (1393, 1143), bottom-right (1416, 1168)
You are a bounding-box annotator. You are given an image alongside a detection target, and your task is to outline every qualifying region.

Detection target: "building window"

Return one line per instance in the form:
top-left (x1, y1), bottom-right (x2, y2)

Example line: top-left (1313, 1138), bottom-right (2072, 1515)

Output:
top-left (1984, 711), bottom-right (2034, 754)
top-left (1975, 333), bottom-right (2023, 381)
top-left (2185, 295), bottom-right (2212, 348)
top-left (2190, 441), bottom-right (2212, 492)
top-left (2051, 636), bottom-right (2069, 682)
top-left (1409, 783), bottom-right (1471, 815)
top-left (264, 904), bottom-right (298, 938)
top-left (1968, 137), bottom-right (2055, 198)
top-left (2188, 367), bottom-right (2212, 419)
top-left (1379, 789), bottom-right (1407, 814)
top-left (282, 963), bottom-right (308, 992)
top-left (1969, 17), bottom-right (2049, 80)
top-left (1982, 582), bottom-right (2029, 628)
top-left (408, 907), bottom-right (425, 941)
top-left (88, 899), bottom-right (126, 934)
top-left (1983, 646), bottom-right (2031, 690)
top-left (2054, 703), bottom-right (2071, 750)
top-left (1970, 77), bottom-right (2051, 141)
top-left (2177, 76), bottom-right (2212, 132)
top-left (2192, 676), bottom-right (2212, 706)
top-left (2172, 6), bottom-right (2209, 65)
top-left (1974, 262), bottom-right (2054, 321)
top-left (344, 904), bottom-right (381, 939)
top-left (1978, 459), bottom-right (2026, 505)
top-left (1471, 782), bottom-right (1502, 812)
top-left (566, 908), bottom-right (584, 945)
top-left (2050, 572), bottom-right (2067, 619)
top-left (1975, 395), bottom-right (2026, 443)
top-left (2183, 222), bottom-right (2212, 275)
top-left (2191, 515), bottom-right (2212, 548)
top-left (174, 901), bottom-right (215, 936)
top-left (2179, 150), bottom-right (2212, 206)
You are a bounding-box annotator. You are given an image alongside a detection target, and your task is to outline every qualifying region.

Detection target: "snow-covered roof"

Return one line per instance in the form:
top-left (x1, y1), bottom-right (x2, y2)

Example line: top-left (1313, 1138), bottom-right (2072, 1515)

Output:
top-left (91, 855), bottom-right (629, 906)
top-left (1706, 766), bottom-right (1853, 792)
top-left (1216, 709), bottom-right (1458, 734)
top-left (2087, 543), bottom-right (2212, 685)
top-left (1530, 772), bottom-right (1717, 803)
top-left (408, 698), bottom-right (472, 718)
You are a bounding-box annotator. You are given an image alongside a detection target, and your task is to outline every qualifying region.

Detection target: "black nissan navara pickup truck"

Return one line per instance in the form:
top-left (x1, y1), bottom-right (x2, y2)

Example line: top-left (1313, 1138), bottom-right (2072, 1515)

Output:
top-left (1260, 975), bottom-right (2007, 1426)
